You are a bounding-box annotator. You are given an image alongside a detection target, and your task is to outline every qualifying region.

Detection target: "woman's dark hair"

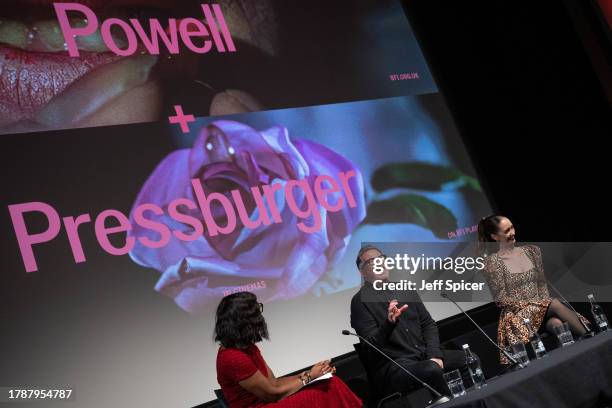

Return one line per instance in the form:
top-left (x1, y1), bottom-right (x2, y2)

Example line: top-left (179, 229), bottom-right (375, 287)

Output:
top-left (214, 292), bottom-right (269, 348)
top-left (477, 215), bottom-right (505, 255)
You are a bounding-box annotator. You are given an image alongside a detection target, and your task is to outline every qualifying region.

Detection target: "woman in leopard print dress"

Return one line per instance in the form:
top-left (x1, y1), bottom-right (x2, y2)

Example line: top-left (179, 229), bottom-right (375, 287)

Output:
top-left (478, 215), bottom-right (591, 364)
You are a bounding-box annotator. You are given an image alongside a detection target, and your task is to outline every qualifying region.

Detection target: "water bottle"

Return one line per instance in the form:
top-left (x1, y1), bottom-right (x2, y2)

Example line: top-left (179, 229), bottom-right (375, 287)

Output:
top-left (588, 294), bottom-right (609, 332)
top-left (524, 318), bottom-right (547, 359)
top-left (463, 344), bottom-right (486, 389)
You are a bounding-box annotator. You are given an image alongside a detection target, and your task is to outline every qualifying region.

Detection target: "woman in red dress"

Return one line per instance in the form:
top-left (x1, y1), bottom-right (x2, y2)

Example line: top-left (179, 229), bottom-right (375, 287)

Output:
top-left (215, 292), bottom-right (362, 408)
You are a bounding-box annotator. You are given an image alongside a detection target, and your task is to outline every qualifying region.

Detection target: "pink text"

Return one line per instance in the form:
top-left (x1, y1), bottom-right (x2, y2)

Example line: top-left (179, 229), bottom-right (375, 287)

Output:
top-left (53, 3), bottom-right (236, 57)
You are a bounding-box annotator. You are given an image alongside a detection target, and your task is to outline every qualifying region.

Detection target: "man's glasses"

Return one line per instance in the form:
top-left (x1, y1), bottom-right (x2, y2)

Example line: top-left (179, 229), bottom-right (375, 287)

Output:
top-left (258, 302), bottom-right (264, 312)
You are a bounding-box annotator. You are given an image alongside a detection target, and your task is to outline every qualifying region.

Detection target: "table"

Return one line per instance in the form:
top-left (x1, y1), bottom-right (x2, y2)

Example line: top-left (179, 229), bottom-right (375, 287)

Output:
top-left (441, 331), bottom-right (612, 408)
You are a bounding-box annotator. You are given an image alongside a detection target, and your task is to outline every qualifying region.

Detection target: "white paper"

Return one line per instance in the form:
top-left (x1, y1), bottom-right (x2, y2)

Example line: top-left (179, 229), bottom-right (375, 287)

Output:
top-left (304, 373), bottom-right (333, 386)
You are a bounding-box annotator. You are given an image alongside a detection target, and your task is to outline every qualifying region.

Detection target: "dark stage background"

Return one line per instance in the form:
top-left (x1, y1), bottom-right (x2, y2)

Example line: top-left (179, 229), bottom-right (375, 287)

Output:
top-left (403, 0), bottom-right (612, 242)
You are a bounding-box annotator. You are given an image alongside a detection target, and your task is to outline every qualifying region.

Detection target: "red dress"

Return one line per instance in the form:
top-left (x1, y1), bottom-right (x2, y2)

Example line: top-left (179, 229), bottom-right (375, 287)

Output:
top-left (216, 345), bottom-right (362, 408)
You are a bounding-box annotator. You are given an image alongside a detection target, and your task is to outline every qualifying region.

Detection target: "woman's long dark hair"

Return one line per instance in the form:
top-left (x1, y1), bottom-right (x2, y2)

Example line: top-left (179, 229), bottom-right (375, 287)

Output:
top-left (477, 215), bottom-right (505, 255)
top-left (214, 292), bottom-right (269, 348)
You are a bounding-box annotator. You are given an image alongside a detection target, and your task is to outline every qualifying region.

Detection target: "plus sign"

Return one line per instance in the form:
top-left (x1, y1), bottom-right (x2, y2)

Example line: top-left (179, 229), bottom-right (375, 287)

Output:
top-left (168, 105), bottom-right (195, 133)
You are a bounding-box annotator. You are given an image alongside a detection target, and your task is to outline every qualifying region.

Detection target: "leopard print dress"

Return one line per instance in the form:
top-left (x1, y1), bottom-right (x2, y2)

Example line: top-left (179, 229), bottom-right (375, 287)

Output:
top-left (483, 245), bottom-right (589, 364)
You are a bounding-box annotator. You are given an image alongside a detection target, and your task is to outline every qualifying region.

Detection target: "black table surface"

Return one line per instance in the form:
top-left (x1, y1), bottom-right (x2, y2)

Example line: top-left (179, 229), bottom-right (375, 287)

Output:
top-left (441, 331), bottom-right (612, 408)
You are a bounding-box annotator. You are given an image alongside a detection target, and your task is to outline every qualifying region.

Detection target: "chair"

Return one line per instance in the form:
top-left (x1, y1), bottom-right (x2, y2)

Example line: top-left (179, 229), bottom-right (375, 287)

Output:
top-left (214, 389), bottom-right (229, 408)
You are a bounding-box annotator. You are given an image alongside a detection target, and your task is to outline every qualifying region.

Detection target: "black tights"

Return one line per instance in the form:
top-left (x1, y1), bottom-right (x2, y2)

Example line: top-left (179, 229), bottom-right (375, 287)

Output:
top-left (544, 298), bottom-right (587, 336)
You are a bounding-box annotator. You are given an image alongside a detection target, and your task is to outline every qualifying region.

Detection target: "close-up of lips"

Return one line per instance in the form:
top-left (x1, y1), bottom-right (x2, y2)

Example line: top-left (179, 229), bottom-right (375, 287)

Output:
top-left (0, 0), bottom-right (277, 135)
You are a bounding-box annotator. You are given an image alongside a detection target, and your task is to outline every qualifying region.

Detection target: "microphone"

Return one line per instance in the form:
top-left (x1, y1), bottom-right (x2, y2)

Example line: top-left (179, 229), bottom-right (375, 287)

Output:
top-left (342, 329), bottom-right (451, 407)
top-left (439, 292), bottom-right (524, 369)
top-left (545, 279), bottom-right (594, 338)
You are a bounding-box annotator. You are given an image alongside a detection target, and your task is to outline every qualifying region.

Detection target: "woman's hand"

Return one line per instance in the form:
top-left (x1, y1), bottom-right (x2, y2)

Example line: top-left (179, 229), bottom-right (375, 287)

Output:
top-left (309, 360), bottom-right (335, 380)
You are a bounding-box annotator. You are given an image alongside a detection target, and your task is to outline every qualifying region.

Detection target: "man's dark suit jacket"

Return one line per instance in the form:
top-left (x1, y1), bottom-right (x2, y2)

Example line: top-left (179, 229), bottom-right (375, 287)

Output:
top-left (350, 282), bottom-right (443, 376)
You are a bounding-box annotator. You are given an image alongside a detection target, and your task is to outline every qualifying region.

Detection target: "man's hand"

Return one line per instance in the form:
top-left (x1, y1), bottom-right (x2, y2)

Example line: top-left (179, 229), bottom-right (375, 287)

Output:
top-left (387, 299), bottom-right (408, 323)
top-left (430, 358), bottom-right (444, 369)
